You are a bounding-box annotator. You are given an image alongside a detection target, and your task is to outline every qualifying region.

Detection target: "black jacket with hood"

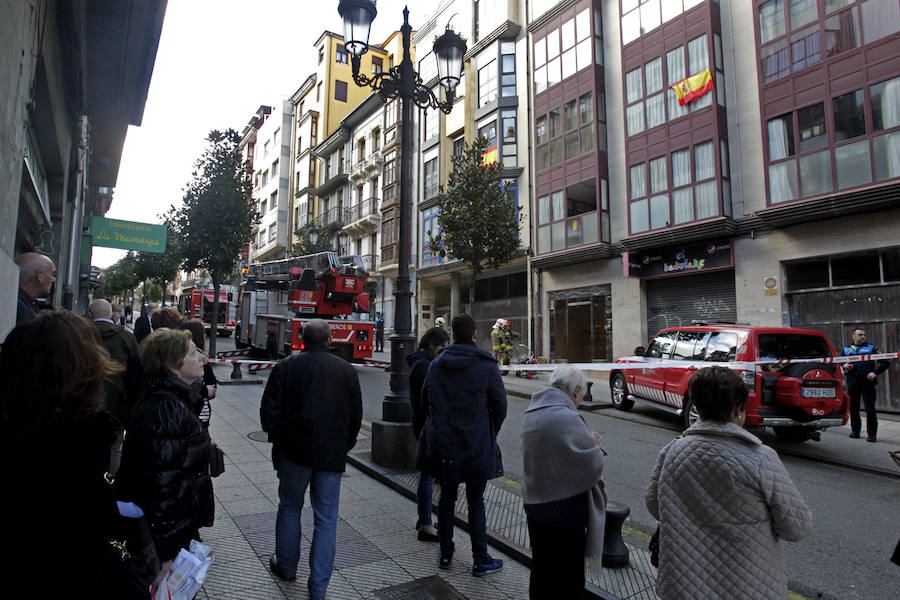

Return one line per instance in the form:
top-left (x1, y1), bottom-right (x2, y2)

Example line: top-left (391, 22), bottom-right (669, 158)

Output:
top-left (416, 341), bottom-right (507, 483)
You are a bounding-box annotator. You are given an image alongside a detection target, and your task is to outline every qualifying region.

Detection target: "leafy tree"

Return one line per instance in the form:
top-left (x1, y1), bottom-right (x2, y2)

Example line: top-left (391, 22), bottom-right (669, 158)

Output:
top-left (427, 136), bottom-right (521, 307)
top-left (134, 210), bottom-right (182, 306)
top-left (289, 223), bottom-right (338, 257)
top-left (96, 252), bottom-right (140, 301)
top-left (174, 129), bottom-right (256, 355)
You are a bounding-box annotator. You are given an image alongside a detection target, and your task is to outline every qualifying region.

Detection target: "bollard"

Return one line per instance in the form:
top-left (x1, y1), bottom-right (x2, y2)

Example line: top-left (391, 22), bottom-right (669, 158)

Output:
top-left (230, 362), bottom-right (243, 380)
top-left (583, 381), bottom-right (594, 403)
top-left (602, 501), bottom-right (631, 568)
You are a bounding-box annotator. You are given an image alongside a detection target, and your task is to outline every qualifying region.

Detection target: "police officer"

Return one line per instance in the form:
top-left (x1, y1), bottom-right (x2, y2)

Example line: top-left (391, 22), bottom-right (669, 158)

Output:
top-left (842, 328), bottom-right (889, 442)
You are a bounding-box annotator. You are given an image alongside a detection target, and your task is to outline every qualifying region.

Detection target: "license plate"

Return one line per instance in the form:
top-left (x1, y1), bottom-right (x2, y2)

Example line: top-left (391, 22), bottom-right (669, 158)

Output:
top-left (801, 387), bottom-right (836, 398)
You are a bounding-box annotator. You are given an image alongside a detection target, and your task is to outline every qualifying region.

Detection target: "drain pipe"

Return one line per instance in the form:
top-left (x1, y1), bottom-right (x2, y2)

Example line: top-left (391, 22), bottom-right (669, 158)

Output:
top-left (63, 115), bottom-right (89, 311)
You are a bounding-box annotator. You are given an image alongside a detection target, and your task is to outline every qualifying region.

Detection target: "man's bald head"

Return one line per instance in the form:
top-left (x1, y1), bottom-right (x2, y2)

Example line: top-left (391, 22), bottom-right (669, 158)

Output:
top-left (87, 299), bottom-right (113, 320)
top-left (15, 252), bottom-right (56, 298)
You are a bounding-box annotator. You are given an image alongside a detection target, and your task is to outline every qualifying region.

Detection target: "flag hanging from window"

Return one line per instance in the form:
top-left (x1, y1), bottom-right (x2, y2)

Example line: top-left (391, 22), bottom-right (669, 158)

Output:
top-left (671, 68), bottom-right (714, 106)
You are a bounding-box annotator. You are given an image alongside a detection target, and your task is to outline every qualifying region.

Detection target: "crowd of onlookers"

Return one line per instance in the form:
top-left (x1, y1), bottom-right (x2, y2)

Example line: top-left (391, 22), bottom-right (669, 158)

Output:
top-left (5, 252), bottom-right (219, 597)
top-left (6, 251), bottom-right (896, 600)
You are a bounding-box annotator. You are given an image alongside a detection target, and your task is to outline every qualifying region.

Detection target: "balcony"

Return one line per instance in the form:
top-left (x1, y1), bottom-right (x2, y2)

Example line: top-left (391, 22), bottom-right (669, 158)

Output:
top-left (312, 206), bottom-right (344, 228)
top-left (349, 151), bottom-right (383, 183)
top-left (342, 197), bottom-right (380, 237)
top-left (359, 253), bottom-right (378, 273)
top-left (312, 159), bottom-right (348, 197)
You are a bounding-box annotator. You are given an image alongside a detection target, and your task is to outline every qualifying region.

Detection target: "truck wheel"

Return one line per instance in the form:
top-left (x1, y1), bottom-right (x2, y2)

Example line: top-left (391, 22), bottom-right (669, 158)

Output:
top-left (682, 396), bottom-right (701, 430)
top-left (773, 426), bottom-right (811, 443)
top-left (610, 374), bottom-right (634, 411)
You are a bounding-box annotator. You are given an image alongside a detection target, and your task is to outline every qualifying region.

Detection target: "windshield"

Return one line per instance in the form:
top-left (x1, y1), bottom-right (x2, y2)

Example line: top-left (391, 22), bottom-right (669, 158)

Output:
top-left (757, 333), bottom-right (832, 360)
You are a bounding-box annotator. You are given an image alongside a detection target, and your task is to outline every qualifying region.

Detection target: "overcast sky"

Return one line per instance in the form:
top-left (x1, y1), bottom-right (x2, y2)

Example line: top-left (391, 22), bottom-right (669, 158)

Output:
top-left (94, 0), bottom-right (415, 267)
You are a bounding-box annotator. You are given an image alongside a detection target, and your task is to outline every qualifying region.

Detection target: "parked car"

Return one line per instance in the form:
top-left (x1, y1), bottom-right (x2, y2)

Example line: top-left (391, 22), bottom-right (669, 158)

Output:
top-left (610, 324), bottom-right (849, 442)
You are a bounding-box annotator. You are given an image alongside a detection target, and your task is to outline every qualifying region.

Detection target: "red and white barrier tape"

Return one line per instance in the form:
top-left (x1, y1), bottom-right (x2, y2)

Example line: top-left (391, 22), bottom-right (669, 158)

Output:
top-left (209, 352), bottom-right (899, 373)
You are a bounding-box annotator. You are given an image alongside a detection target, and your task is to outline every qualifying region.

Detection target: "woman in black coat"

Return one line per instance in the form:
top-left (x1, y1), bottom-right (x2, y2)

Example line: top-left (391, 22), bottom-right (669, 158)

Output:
top-left (117, 327), bottom-right (214, 563)
top-left (1, 311), bottom-right (124, 598)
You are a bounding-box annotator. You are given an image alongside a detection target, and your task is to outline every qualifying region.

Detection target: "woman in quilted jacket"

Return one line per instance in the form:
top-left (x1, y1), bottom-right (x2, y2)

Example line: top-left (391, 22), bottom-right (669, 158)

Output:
top-left (646, 366), bottom-right (813, 600)
top-left (117, 328), bottom-right (214, 564)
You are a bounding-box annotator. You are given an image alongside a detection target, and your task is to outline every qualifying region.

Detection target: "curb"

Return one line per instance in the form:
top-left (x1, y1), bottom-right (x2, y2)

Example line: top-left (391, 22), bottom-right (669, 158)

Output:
top-left (345, 450), bottom-right (620, 600)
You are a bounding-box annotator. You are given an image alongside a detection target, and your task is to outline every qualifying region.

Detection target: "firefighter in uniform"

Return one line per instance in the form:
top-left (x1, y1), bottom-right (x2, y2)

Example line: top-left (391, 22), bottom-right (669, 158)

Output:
top-left (491, 319), bottom-right (507, 374)
top-left (842, 328), bottom-right (889, 442)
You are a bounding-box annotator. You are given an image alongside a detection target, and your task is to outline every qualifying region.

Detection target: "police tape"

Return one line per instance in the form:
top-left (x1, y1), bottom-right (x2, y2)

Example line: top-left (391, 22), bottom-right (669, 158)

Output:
top-left (209, 351), bottom-right (899, 373)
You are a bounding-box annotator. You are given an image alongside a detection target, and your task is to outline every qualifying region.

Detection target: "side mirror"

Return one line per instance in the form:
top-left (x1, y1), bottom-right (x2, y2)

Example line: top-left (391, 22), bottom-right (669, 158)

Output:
top-left (634, 346), bottom-right (645, 356)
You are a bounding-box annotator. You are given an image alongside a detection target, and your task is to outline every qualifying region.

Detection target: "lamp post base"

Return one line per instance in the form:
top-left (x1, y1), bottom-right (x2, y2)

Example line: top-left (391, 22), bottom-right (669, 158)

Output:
top-left (371, 420), bottom-right (417, 468)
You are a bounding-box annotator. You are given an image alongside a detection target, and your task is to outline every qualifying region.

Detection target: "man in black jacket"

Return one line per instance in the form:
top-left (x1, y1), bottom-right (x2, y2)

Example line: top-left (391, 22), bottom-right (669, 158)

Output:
top-left (133, 302), bottom-right (157, 344)
top-left (261, 319), bottom-right (362, 600)
top-left (87, 299), bottom-right (143, 478)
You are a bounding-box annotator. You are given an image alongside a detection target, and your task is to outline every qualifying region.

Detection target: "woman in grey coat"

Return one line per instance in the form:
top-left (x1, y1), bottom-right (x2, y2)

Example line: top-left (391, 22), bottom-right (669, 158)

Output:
top-left (522, 366), bottom-right (606, 599)
top-left (646, 366), bottom-right (813, 600)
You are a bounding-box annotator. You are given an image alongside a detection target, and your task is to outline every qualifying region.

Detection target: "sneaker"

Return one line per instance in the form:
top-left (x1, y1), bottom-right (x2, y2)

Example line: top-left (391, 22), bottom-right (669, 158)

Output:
top-left (438, 552), bottom-right (453, 570)
top-left (867, 436), bottom-right (877, 443)
top-left (849, 432), bottom-right (860, 438)
top-left (472, 556), bottom-right (503, 577)
top-left (269, 556), bottom-right (296, 581)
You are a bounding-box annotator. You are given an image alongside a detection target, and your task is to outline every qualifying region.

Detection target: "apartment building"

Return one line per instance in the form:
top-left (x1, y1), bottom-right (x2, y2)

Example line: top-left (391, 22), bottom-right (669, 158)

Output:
top-left (289, 75), bottom-right (319, 242)
top-left (413, 0), bottom-right (534, 349)
top-left (242, 101), bottom-right (292, 262)
top-left (528, 0), bottom-right (899, 409)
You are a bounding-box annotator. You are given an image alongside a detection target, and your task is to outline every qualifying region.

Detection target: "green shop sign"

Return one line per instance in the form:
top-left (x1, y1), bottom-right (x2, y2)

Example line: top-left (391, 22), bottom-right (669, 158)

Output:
top-left (91, 217), bottom-right (167, 253)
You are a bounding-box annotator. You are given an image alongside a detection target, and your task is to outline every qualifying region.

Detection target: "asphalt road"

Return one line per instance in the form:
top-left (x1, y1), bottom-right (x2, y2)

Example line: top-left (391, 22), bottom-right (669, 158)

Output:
top-left (354, 365), bottom-right (900, 600)
top-left (209, 330), bottom-right (899, 600)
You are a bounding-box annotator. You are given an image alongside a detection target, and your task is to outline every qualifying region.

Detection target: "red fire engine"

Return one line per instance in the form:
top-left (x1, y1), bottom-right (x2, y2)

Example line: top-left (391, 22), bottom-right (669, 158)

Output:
top-left (235, 252), bottom-right (374, 362)
top-left (179, 286), bottom-right (236, 337)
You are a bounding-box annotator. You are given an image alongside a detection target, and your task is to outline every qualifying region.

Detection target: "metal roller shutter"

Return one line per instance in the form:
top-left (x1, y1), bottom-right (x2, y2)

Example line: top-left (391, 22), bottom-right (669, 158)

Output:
top-left (646, 270), bottom-right (737, 335)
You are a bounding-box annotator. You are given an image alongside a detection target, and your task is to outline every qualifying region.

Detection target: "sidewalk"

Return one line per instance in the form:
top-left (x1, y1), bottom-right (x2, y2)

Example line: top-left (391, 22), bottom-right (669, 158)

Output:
top-left (199, 381), bottom-right (536, 599)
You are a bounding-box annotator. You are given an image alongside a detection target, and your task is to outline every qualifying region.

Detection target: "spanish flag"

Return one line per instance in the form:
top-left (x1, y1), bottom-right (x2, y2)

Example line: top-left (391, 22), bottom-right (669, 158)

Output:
top-left (671, 68), bottom-right (714, 106)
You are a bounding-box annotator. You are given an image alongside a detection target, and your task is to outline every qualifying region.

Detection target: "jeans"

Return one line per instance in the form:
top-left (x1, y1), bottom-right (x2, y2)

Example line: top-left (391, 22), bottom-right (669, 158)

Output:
top-left (275, 454), bottom-right (342, 596)
top-left (438, 479), bottom-right (488, 563)
top-left (416, 472), bottom-right (434, 528)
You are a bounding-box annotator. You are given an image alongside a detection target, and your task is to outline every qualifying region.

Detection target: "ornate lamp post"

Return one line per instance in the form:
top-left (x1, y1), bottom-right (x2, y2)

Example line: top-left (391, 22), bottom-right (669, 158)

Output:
top-left (338, 0), bottom-right (466, 467)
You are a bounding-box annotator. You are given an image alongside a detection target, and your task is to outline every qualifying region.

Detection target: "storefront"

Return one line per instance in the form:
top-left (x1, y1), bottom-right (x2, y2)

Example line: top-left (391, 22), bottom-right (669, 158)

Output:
top-left (784, 248), bottom-right (900, 412)
top-left (548, 284), bottom-right (612, 363)
top-left (626, 240), bottom-right (736, 337)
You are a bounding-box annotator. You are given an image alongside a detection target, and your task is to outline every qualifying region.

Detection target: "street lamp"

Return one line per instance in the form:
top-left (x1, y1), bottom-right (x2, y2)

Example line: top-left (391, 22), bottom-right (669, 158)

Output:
top-left (338, 229), bottom-right (350, 255)
top-left (338, 0), bottom-right (466, 467)
top-left (308, 224), bottom-right (319, 247)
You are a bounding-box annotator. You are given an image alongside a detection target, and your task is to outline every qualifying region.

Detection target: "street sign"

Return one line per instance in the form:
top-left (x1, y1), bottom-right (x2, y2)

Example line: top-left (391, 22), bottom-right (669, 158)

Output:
top-left (91, 217), bottom-right (167, 253)
top-left (89, 266), bottom-right (101, 278)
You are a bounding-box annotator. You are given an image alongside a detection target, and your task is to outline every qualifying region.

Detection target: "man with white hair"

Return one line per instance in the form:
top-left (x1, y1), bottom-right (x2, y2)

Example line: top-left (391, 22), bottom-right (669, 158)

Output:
top-left (15, 252), bottom-right (56, 323)
top-left (261, 319), bottom-right (362, 600)
top-left (86, 298), bottom-right (142, 478)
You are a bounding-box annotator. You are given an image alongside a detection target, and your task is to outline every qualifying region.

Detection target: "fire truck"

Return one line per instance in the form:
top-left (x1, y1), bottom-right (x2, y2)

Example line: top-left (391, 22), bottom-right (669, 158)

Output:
top-left (179, 285), bottom-right (237, 337)
top-left (235, 252), bottom-right (374, 362)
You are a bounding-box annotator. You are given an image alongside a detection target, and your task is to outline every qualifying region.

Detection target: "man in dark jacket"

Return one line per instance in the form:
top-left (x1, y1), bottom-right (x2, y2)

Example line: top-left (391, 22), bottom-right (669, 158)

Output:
top-left (87, 299), bottom-right (143, 477)
top-left (842, 328), bottom-right (890, 442)
top-left (261, 319), bottom-right (362, 599)
top-left (133, 302), bottom-right (156, 344)
top-left (417, 313), bottom-right (507, 576)
top-left (15, 252), bottom-right (56, 323)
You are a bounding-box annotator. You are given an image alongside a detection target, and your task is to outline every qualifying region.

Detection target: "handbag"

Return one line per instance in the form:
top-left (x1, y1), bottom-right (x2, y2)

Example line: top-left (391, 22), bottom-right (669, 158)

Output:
top-left (210, 442), bottom-right (225, 477)
top-left (106, 501), bottom-right (161, 598)
top-left (649, 525), bottom-right (660, 568)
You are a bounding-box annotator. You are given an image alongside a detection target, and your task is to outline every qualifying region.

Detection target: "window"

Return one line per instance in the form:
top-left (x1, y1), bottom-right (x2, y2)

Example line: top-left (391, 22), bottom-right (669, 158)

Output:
top-left (501, 109), bottom-right (517, 167)
top-left (371, 127), bottom-right (381, 150)
top-left (372, 56), bottom-right (383, 74)
top-left (423, 90), bottom-right (440, 140)
top-left (760, 0), bottom-right (786, 43)
top-left (271, 159), bottom-right (279, 177)
top-left (645, 331), bottom-right (676, 359)
top-left (336, 44), bottom-right (348, 64)
top-left (422, 206), bottom-right (442, 267)
top-left (268, 223), bottom-right (277, 242)
top-left (797, 103), bottom-right (827, 151)
top-left (316, 82), bottom-right (322, 102)
top-left (383, 150), bottom-right (397, 186)
top-left (861, 0), bottom-right (900, 44)
top-left (705, 332), bottom-right (738, 362)
top-left (478, 121), bottom-right (497, 149)
top-left (833, 89), bottom-right (866, 140)
top-left (262, 169), bottom-right (269, 187)
top-left (318, 48), bottom-right (324, 64)
top-left (423, 157), bottom-right (439, 199)
top-left (500, 42), bottom-right (516, 97)
top-left (478, 59), bottom-right (498, 107)
top-left (672, 331), bottom-right (709, 360)
top-left (270, 191), bottom-right (277, 212)
top-left (335, 80), bottom-right (348, 102)
top-left (453, 136), bottom-right (465, 157)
